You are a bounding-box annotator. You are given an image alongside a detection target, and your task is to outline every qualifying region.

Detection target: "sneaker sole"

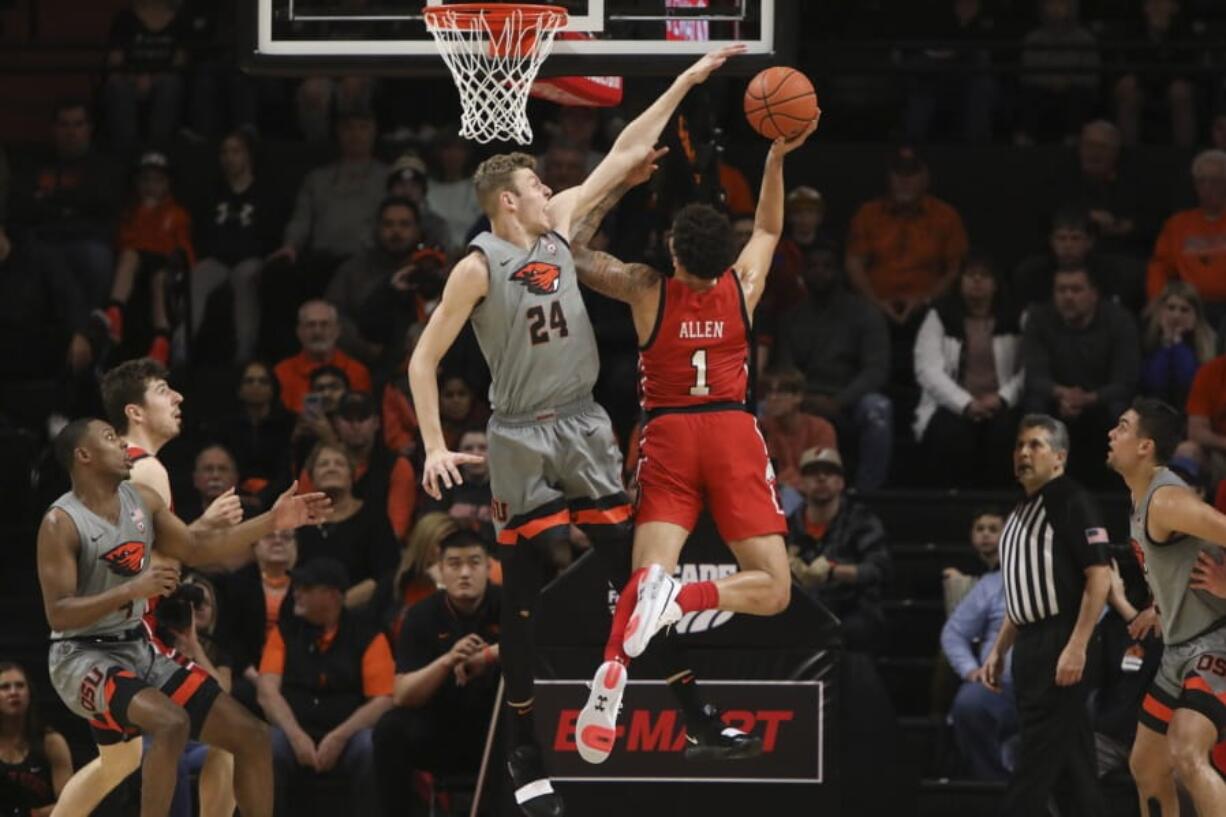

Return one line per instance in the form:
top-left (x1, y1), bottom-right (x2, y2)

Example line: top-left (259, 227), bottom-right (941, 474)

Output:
top-left (576, 661), bottom-right (627, 764)
top-left (623, 565), bottom-right (673, 659)
top-left (683, 737), bottom-right (765, 761)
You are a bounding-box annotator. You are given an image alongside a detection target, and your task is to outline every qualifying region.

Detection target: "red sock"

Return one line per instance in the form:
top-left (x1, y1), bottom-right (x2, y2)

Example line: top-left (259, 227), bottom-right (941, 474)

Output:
top-left (104, 304), bottom-right (124, 343)
top-left (604, 568), bottom-right (646, 664)
top-left (148, 334), bottom-right (170, 366)
top-left (676, 581), bottom-right (719, 614)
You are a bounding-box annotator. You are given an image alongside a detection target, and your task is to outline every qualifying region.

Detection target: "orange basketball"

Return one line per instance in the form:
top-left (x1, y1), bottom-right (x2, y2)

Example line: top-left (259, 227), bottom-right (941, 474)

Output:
top-left (743, 66), bottom-right (818, 140)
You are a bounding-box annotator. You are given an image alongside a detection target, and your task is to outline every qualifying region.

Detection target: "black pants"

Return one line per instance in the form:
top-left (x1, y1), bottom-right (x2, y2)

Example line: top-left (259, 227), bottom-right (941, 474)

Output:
top-left (921, 405), bottom-right (1018, 488)
top-left (1000, 619), bottom-right (1103, 817)
top-left (373, 706), bottom-right (489, 817)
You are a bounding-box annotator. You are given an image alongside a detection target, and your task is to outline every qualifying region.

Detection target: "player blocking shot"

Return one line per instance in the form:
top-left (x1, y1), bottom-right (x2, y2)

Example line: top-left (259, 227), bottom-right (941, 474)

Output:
top-left (567, 106), bottom-right (819, 762)
top-left (408, 45), bottom-right (756, 817)
top-left (37, 418), bottom-right (331, 817)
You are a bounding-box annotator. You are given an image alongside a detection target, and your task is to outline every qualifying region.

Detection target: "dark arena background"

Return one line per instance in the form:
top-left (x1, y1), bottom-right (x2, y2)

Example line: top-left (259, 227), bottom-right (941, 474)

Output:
top-left (2, 1), bottom-right (1225, 815)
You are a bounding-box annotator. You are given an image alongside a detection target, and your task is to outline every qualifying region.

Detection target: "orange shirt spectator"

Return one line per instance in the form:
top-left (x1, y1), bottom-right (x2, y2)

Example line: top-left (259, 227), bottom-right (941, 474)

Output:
top-left (119, 197), bottom-right (196, 266)
top-left (759, 367), bottom-right (839, 489)
top-left (1146, 209), bottom-right (1226, 302)
top-left (381, 379), bottom-right (420, 457)
top-left (260, 623), bottom-right (395, 698)
top-left (1187, 354), bottom-right (1226, 435)
top-left (275, 349), bottom-right (371, 413)
top-left (847, 149), bottom-right (967, 314)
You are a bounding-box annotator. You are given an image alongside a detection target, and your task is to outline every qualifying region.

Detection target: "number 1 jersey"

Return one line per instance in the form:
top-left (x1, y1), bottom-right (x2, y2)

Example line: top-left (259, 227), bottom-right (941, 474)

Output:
top-left (639, 269), bottom-right (751, 412)
top-left (468, 230), bottom-right (599, 415)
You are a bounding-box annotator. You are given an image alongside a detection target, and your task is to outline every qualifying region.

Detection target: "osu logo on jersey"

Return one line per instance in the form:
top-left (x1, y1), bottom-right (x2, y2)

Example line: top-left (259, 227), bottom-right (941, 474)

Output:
top-left (100, 541), bottom-right (146, 576)
top-left (510, 262), bottom-right (561, 295)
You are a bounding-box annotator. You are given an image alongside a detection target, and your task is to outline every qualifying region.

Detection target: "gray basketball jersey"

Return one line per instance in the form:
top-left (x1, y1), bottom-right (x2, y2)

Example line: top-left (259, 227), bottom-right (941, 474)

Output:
top-left (468, 230), bottom-right (599, 416)
top-left (50, 482), bottom-right (153, 639)
top-left (1131, 467), bottom-right (1226, 645)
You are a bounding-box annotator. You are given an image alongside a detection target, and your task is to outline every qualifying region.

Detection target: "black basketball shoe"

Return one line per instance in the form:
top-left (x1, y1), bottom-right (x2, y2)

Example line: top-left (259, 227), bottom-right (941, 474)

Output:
top-left (682, 704), bottom-right (764, 761)
top-left (507, 743), bottom-right (565, 817)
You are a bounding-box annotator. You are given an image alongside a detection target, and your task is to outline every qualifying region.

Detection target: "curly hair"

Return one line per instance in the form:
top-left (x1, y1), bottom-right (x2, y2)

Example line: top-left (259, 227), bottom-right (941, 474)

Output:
top-left (670, 203), bottom-right (735, 281)
top-left (473, 152), bottom-right (536, 216)
top-left (100, 358), bottom-right (168, 434)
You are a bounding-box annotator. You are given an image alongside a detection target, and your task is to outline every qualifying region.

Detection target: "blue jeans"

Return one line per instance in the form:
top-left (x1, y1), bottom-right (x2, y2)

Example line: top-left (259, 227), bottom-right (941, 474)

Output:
top-left (848, 392), bottom-right (893, 491)
top-left (271, 725), bottom-right (375, 817)
top-left (949, 680), bottom-right (1018, 782)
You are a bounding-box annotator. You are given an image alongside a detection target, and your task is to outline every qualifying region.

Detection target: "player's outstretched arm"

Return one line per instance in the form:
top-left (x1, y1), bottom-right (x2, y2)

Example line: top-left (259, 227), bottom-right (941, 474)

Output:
top-left (734, 115), bottom-right (820, 314)
top-left (548, 44), bottom-right (745, 236)
top-left (409, 252), bottom-right (489, 500)
top-left (144, 482), bottom-right (330, 570)
top-left (36, 509), bottom-right (176, 632)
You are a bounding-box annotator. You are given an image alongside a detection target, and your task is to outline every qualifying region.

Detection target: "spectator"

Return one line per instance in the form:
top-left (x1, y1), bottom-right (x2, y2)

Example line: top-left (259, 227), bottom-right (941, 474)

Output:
top-left (1113, 0), bottom-right (1201, 147)
top-left (217, 529), bottom-right (297, 712)
top-left (257, 558), bottom-right (394, 817)
top-left (191, 129), bottom-right (281, 364)
top-left (290, 364), bottom-right (348, 472)
top-left (265, 108), bottom-right (387, 350)
top-left (204, 360), bottom-right (293, 501)
top-left (0, 231), bottom-right (95, 403)
top-left (546, 106), bottom-right (605, 173)
top-left (1184, 347), bottom-right (1226, 489)
top-left (295, 443), bottom-right (399, 610)
top-left (940, 513), bottom-right (1017, 782)
top-left (296, 77), bottom-right (375, 144)
top-left (425, 127), bottom-right (482, 251)
top-left (178, 444), bottom-right (241, 525)
top-left (772, 241), bottom-right (893, 491)
top-left (1022, 267), bottom-right (1140, 486)
top-left (1014, 206), bottom-right (1143, 312)
top-left (941, 508), bottom-right (1006, 614)
top-left (1048, 121), bottom-right (1143, 256)
top-left (99, 150), bottom-right (195, 366)
top-left (380, 363), bottom-right (423, 462)
top-left (1140, 280), bottom-right (1217, 407)
top-left (103, 0), bottom-right (189, 149)
top-left (846, 148), bottom-right (969, 333)
top-left (786, 448), bottom-right (891, 653)
top-left (386, 513), bottom-right (455, 637)
top-left (438, 373), bottom-right (490, 451)
top-left (356, 245), bottom-right (447, 380)
top-left (538, 140), bottom-right (588, 195)
top-left (275, 299), bottom-right (372, 413)
top-left (328, 392), bottom-right (417, 539)
top-left (0, 662), bottom-right (73, 817)
top-left (385, 154), bottom-right (451, 254)
top-left (1146, 149), bottom-right (1226, 320)
top-left (373, 530), bottom-right (500, 817)
top-left (1016, 0), bottom-right (1100, 145)
top-left (758, 367), bottom-right (839, 491)
top-left (902, 0), bottom-right (1000, 145)
top-left (758, 186), bottom-right (827, 338)
top-left (325, 196), bottom-right (426, 364)
top-left (13, 100), bottom-right (122, 308)
top-left (914, 255), bottom-right (1024, 487)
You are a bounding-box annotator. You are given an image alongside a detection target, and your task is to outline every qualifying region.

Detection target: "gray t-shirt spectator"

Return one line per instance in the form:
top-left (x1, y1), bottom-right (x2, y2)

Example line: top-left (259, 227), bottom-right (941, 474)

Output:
top-left (283, 159), bottom-right (388, 259)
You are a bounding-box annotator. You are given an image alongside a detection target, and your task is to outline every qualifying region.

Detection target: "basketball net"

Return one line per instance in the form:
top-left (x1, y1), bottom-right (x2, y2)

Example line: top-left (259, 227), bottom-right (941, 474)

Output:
top-left (423, 4), bottom-right (569, 145)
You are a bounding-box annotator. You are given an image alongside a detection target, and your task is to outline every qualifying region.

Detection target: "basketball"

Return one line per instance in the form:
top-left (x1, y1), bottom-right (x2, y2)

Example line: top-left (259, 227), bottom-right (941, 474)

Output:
top-left (743, 66), bottom-right (819, 140)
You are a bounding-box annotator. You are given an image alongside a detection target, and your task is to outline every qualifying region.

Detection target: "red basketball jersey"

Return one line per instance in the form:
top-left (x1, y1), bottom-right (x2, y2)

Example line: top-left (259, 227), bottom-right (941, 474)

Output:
top-left (639, 270), bottom-right (751, 411)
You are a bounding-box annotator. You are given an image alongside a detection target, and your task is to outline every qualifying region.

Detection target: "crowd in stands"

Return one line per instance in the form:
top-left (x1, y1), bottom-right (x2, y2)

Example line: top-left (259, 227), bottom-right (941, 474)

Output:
top-left (8, 0), bottom-right (1226, 814)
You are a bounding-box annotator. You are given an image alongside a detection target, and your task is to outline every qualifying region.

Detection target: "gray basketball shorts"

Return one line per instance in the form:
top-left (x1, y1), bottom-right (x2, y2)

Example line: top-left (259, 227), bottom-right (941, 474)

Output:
top-left (487, 397), bottom-right (631, 545)
top-left (49, 634), bottom-right (221, 745)
top-left (1139, 625), bottom-right (1226, 735)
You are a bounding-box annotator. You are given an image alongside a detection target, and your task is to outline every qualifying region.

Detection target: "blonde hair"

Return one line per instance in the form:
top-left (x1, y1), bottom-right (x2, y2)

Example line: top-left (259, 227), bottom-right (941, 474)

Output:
top-left (394, 512), bottom-right (458, 590)
top-left (1144, 280), bottom-right (1218, 363)
top-left (473, 152), bottom-right (536, 216)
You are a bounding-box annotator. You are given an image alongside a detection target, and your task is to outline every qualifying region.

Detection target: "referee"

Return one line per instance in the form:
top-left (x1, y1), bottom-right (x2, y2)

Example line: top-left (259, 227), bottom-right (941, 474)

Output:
top-left (982, 414), bottom-right (1111, 817)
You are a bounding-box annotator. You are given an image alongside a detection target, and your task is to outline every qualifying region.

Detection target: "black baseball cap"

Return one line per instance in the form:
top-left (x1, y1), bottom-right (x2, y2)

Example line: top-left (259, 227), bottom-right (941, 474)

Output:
top-left (291, 557), bottom-right (349, 591)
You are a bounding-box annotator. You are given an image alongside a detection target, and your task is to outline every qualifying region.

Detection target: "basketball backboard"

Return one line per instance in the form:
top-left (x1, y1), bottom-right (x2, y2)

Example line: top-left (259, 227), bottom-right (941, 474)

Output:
top-left (242, 0), bottom-right (793, 77)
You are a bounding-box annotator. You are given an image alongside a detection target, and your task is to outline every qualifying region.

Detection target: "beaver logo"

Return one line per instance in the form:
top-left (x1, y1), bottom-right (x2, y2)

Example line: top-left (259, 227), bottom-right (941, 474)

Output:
top-left (100, 541), bottom-right (146, 576)
top-left (510, 262), bottom-right (561, 295)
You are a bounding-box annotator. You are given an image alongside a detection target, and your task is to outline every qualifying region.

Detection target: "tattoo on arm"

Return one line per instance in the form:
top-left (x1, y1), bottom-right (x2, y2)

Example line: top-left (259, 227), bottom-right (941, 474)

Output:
top-left (573, 247), bottom-right (660, 304)
top-left (572, 183), bottom-right (631, 248)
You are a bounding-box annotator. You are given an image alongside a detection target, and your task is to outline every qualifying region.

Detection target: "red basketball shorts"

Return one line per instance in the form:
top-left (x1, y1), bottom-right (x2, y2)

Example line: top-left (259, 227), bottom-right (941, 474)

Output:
top-left (634, 409), bottom-right (787, 542)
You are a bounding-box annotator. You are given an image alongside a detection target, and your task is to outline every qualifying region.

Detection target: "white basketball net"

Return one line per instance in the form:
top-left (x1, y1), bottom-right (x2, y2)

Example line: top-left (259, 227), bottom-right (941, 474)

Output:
top-left (424, 5), bottom-right (569, 145)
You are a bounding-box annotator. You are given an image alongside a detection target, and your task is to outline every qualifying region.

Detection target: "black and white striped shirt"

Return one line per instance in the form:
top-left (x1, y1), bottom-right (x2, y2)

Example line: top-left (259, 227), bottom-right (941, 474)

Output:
top-left (1000, 475), bottom-right (1109, 626)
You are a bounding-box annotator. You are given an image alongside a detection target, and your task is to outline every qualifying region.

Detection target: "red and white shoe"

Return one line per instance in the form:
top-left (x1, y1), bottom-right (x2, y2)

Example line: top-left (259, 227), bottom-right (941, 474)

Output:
top-left (576, 660), bottom-right (627, 764)
top-left (623, 563), bottom-right (681, 659)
